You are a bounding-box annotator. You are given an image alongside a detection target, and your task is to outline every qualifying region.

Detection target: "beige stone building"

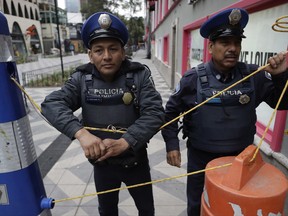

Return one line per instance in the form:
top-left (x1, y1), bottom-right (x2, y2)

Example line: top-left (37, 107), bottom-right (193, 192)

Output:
top-left (0, 0), bottom-right (68, 61)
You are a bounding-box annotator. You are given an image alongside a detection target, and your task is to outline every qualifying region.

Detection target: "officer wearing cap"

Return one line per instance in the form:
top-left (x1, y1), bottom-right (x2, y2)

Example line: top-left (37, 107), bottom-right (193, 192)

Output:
top-left (41, 12), bottom-right (164, 216)
top-left (161, 8), bottom-right (288, 215)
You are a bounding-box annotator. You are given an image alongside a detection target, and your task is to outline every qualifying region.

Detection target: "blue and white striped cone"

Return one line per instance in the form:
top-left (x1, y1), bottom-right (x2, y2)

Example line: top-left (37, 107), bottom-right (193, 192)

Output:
top-left (0, 11), bottom-right (54, 216)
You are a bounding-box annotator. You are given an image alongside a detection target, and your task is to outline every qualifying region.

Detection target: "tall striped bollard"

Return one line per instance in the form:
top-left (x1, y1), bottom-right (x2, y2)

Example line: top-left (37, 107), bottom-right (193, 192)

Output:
top-left (0, 11), bottom-right (54, 216)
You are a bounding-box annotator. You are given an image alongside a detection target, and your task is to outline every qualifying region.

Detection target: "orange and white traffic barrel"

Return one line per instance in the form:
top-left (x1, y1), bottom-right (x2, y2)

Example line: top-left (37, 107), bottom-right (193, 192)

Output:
top-left (201, 145), bottom-right (287, 216)
top-left (0, 11), bottom-right (54, 215)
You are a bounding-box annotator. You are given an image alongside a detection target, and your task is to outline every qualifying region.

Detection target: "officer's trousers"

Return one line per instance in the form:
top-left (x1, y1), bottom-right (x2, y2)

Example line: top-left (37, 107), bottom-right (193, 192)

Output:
top-left (187, 147), bottom-right (241, 216)
top-left (93, 160), bottom-right (154, 216)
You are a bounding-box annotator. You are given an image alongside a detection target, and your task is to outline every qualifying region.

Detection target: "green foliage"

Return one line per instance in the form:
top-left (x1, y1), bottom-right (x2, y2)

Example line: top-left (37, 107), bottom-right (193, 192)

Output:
top-left (26, 68), bottom-right (75, 87)
top-left (126, 16), bottom-right (145, 46)
top-left (81, 0), bottom-right (142, 20)
top-left (81, 0), bottom-right (112, 19)
top-left (80, 0), bottom-right (145, 48)
top-left (121, 0), bottom-right (142, 15)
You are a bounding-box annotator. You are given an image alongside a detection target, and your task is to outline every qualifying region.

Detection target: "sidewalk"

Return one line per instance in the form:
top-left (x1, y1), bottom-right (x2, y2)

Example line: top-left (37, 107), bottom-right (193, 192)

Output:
top-left (24, 49), bottom-right (188, 216)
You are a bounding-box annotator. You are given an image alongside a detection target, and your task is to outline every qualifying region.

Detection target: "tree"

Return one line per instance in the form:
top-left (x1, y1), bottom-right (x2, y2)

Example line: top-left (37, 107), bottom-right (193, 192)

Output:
top-left (121, 0), bottom-right (142, 16)
top-left (81, 0), bottom-right (112, 19)
top-left (80, 0), bottom-right (144, 50)
top-left (81, 0), bottom-right (142, 20)
top-left (126, 16), bottom-right (145, 48)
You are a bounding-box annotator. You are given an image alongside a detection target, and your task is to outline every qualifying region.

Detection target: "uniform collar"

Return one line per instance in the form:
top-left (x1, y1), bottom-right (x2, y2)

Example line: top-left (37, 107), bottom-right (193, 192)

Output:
top-left (209, 61), bottom-right (235, 83)
top-left (91, 62), bottom-right (126, 81)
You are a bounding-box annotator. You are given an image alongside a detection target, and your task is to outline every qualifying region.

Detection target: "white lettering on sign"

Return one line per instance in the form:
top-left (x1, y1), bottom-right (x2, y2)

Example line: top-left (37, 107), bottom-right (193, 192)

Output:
top-left (239, 51), bottom-right (277, 65)
top-left (241, 4), bottom-right (288, 67)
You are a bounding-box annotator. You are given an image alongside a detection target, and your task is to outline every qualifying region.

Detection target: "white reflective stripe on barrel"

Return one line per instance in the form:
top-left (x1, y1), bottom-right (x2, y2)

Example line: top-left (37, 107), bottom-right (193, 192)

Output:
top-left (0, 115), bottom-right (37, 173)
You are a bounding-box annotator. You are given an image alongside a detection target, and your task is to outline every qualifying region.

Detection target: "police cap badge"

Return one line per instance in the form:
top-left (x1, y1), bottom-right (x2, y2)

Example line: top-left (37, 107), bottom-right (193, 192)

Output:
top-left (200, 8), bottom-right (249, 41)
top-left (98, 14), bottom-right (112, 30)
top-left (81, 12), bottom-right (129, 49)
top-left (239, 94), bottom-right (250, 104)
top-left (229, 9), bottom-right (242, 25)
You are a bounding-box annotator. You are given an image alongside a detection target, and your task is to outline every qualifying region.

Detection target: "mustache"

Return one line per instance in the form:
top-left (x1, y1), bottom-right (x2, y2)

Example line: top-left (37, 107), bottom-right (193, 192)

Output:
top-left (225, 53), bottom-right (238, 58)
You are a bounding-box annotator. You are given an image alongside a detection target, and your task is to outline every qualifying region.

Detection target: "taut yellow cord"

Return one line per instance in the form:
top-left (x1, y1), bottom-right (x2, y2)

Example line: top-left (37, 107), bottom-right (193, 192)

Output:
top-left (53, 162), bottom-right (232, 203)
top-left (9, 17), bottom-right (288, 203)
top-left (10, 77), bottom-right (42, 112)
top-left (251, 78), bottom-right (288, 161)
top-left (9, 78), bottom-right (128, 134)
top-left (10, 61), bottom-right (287, 204)
top-left (160, 62), bottom-right (270, 130)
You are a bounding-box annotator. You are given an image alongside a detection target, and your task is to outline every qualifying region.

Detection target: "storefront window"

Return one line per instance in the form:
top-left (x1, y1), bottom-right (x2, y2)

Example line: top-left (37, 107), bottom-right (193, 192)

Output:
top-left (188, 29), bottom-right (204, 69)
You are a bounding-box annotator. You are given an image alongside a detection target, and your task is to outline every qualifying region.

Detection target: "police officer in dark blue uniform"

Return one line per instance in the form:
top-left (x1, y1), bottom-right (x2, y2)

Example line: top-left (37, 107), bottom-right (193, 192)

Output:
top-left (161, 8), bottom-right (288, 216)
top-left (41, 12), bottom-right (165, 216)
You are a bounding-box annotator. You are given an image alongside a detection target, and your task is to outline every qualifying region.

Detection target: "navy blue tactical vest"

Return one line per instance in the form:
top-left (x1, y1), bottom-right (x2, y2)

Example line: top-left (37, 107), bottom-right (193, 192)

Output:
top-left (81, 67), bottom-right (140, 140)
top-left (185, 62), bottom-right (257, 153)
top-left (75, 62), bottom-right (150, 167)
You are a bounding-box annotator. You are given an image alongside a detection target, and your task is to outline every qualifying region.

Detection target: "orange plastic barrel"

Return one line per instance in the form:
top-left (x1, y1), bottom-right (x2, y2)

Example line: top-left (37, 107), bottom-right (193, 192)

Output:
top-left (201, 145), bottom-right (288, 216)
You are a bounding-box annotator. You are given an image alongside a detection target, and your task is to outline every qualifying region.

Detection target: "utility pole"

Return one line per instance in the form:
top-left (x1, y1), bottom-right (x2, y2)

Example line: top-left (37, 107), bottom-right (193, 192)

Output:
top-left (54, 0), bottom-right (65, 81)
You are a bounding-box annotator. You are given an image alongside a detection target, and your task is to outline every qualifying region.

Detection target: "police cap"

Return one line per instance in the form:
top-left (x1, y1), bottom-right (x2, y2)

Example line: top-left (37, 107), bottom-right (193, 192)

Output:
top-left (81, 12), bottom-right (129, 49)
top-left (200, 8), bottom-right (249, 41)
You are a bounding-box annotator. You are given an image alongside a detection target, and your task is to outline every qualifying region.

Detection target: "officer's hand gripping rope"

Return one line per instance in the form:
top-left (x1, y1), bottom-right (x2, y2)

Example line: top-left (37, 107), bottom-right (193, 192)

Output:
top-left (159, 56), bottom-right (287, 131)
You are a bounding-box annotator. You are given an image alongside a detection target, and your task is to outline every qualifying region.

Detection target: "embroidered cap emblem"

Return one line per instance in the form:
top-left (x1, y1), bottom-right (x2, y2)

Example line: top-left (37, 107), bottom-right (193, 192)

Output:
top-left (239, 94), bottom-right (250, 104)
top-left (98, 14), bottom-right (112, 30)
top-left (229, 9), bottom-right (242, 25)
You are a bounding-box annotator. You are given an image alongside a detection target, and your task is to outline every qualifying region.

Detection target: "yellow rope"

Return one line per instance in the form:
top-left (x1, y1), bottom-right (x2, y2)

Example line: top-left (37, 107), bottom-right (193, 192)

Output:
top-left (12, 64), bottom-right (267, 133)
top-left (52, 78), bottom-right (288, 203)
top-left (84, 126), bottom-right (127, 134)
top-left (251, 80), bottom-right (288, 161)
top-left (53, 162), bottom-right (232, 203)
top-left (9, 22), bottom-right (287, 203)
top-left (10, 77), bottom-right (127, 134)
top-left (10, 77), bottom-right (42, 112)
top-left (11, 55), bottom-right (287, 135)
top-left (272, 15), bottom-right (288, 32)
top-left (11, 60), bottom-right (287, 205)
top-left (252, 17), bottom-right (288, 159)
top-left (160, 62), bottom-right (270, 130)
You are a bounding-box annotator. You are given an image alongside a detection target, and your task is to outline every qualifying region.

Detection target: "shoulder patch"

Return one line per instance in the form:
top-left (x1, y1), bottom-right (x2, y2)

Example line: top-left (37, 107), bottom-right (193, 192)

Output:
top-left (173, 82), bottom-right (181, 95)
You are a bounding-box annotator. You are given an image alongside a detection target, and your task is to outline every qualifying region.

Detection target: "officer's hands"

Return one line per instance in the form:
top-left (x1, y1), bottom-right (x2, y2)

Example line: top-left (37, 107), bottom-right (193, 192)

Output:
top-left (97, 138), bottom-right (130, 161)
top-left (167, 150), bottom-right (181, 168)
top-left (265, 52), bottom-right (287, 75)
top-left (75, 128), bottom-right (106, 160)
